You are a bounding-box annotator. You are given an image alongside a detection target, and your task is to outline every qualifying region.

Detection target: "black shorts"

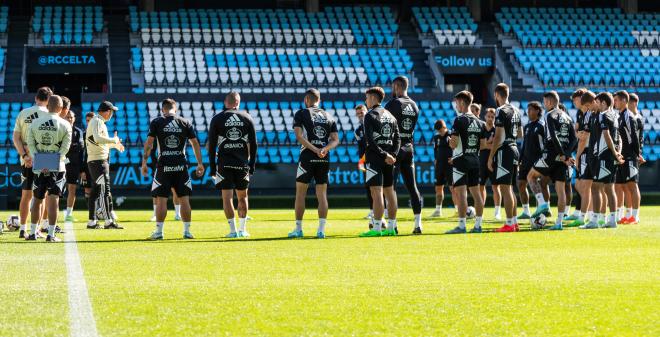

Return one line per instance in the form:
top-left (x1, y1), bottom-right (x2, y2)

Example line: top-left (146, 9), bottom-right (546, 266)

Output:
top-left (21, 165), bottom-right (35, 191)
top-left (615, 159), bottom-right (639, 183)
top-left (214, 166), bottom-right (250, 190)
top-left (152, 167), bottom-right (192, 198)
top-left (65, 163), bottom-right (81, 185)
top-left (593, 159), bottom-right (617, 184)
top-left (518, 161), bottom-right (535, 181)
top-left (492, 145), bottom-right (519, 185)
top-left (533, 154), bottom-right (569, 182)
top-left (296, 152), bottom-right (330, 184)
top-left (479, 151), bottom-right (495, 185)
top-left (32, 172), bottom-right (66, 199)
top-left (435, 159), bottom-right (452, 186)
top-left (81, 164), bottom-right (91, 188)
top-left (578, 152), bottom-right (593, 180)
top-left (365, 160), bottom-right (395, 188)
top-left (452, 158), bottom-right (480, 187)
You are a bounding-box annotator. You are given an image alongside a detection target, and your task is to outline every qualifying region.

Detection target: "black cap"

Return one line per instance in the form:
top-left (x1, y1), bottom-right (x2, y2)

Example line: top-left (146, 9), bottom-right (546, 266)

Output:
top-left (97, 101), bottom-right (118, 112)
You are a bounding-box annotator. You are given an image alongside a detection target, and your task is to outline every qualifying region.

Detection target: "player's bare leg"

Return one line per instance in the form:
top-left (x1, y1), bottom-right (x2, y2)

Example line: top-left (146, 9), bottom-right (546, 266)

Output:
top-left (235, 189), bottom-right (249, 237)
top-left (289, 182), bottom-right (309, 238)
top-left (315, 184), bottom-right (328, 238)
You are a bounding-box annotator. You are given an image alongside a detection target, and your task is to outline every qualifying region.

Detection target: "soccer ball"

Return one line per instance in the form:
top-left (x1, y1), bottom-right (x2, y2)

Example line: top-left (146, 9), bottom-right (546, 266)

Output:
top-left (531, 214), bottom-right (547, 230)
top-left (466, 206), bottom-right (476, 219)
top-left (5, 215), bottom-right (20, 231)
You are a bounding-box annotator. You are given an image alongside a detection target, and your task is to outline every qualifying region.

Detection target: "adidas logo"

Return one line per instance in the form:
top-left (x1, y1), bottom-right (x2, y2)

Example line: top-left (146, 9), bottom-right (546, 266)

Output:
top-left (163, 120), bottom-right (182, 133)
top-left (467, 120), bottom-right (482, 133)
top-left (402, 104), bottom-right (416, 116)
top-left (25, 112), bottom-right (40, 124)
top-left (38, 119), bottom-right (57, 131)
top-left (225, 114), bottom-right (244, 127)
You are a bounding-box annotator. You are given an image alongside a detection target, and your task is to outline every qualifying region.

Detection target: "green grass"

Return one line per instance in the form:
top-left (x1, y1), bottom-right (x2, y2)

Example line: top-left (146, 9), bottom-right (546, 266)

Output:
top-left (1, 207), bottom-right (659, 337)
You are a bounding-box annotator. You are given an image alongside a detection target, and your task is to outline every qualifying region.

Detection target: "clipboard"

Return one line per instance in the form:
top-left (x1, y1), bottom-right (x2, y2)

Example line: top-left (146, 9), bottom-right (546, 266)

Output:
top-left (33, 153), bottom-right (61, 171)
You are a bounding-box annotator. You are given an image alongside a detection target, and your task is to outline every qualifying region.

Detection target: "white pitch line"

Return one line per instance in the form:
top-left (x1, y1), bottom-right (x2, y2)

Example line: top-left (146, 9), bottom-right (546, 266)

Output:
top-left (64, 221), bottom-right (100, 337)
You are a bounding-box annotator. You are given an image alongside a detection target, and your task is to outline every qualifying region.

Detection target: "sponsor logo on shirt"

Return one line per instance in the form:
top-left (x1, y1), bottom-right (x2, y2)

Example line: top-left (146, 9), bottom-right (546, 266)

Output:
top-left (402, 104), bottom-right (416, 116)
top-left (163, 120), bottom-right (182, 133)
top-left (163, 165), bottom-right (186, 172)
top-left (38, 119), bottom-right (58, 131)
top-left (225, 114), bottom-right (244, 127)
top-left (224, 143), bottom-right (245, 149)
top-left (25, 112), bottom-right (41, 124)
top-left (161, 150), bottom-right (183, 156)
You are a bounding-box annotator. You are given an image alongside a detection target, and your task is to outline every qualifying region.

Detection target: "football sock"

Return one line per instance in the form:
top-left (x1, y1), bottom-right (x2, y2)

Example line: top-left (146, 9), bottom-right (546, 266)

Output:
top-left (175, 205), bottom-right (181, 217)
top-left (228, 218), bottom-right (236, 233)
top-left (556, 211), bottom-right (564, 226)
top-left (435, 205), bottom-right (442, 211)
top-left (414, 214), bottom-right (422, 229)
top-left (608, 212), bottom-right (616, 225)
top-left (626, 207), bottom-right (632, 218)
top-left (183, 222), bottom-right (191, 233)
top-left (513, 215), bottom-right (518, 224)
top-left (387, 219), bottom-right (396, 231)
top-left (535, 193), bottom-right (545, 205)
top-left (506, 218), bottom-right (513, 226)
top-left (20, 224), bottom-right (26, 231)
top-left (295, 219), bottom-right (302, 232)
top-left (632, 208), bottom-right (639, 221)
top-left (458, 218), bottom-right (466, 230)
top-left (156, 222), bottom-right (164, 234)
top-left (66, 207), bottom-right (73, 216)
top-left (152, 204), bottom-right (157, 216)
top-left (48, 225), bottom-right (56, 237)
top-left (522, 204), bottom-right (530, 214)
top-left (474, 216), bottom-right (482, 229)
top-left (30, 223), bottom-right (38, 235)
top-left (318, 218), bottom-right (326, 233)
top-left (586, 211), bottom-right (593, 222)
top-left (239, 218), bottom-right (247, 232)
top-left (494, 206), bottom-right (501, 216)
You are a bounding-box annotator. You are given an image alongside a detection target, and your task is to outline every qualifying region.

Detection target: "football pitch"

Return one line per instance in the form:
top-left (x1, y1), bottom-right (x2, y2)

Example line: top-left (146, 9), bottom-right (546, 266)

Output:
top-left (1, 207), bottom-right (659, 337)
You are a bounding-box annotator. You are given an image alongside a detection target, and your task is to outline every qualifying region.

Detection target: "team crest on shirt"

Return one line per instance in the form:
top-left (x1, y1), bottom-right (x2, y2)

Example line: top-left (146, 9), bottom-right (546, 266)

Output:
top-left (468, 134), bottom-right (478, 147)
top-left (165, 135), bottom-right (179, 148)
top-left (313, 125), bottom-right (327, 138)
top-left (40, 133), bottom-right (53, 146)
top-left (227, 127), bottom-right (243, 141)
top-left (381, 124), bottom-right (392, 138)
top-left (402, 118), bottom-right (413, 130)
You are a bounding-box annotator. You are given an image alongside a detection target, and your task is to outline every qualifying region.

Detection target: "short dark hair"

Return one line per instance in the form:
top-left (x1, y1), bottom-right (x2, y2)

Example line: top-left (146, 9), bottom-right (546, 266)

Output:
top-left (543, 91), bottom-right (560, 103)
top-left (558, 103), bottom-right (567, 112)
top-left (365, 87), bottom-right (385, 103)
top-left (453, 90), bottom-right (473, 106)
top-left (85, 111), bottom-right (95, 119)
top-left (629, 93), bottom-right (639, 103)
top-left (595, 92), bottom-right (613, 107)
top-left (61, 96), bottom-right (71, 109)
top-left (613, 90), bottom-right (629, 102)
top-left (161, 98), bottom-right (177, 111)
top-left (355, 104), bottom-right (367, 111)
top-left (36, 87), bottom-right (53, 102)
top-left (225, 91), bottom-right (240, 107)
top-left (527, 101), bottom-right (543, 114)
top-left (434, 119), bottom-right (446, 130)
top-left (305, 88), bottom-right (321, 103)
top-left (494, 83), bottom-right (509, 99)
top-left (486, 107), bottom-right (496, 115)
top-left (392, 76), bottom-right (409, 90)
top-left (571, 88), bottom-right (588, 100)
top-left (581, 91), bottom-right (596, 105)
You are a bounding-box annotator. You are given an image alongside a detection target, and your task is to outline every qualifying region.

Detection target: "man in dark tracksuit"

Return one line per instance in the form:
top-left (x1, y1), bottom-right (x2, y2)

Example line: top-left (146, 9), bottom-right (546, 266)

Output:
top-left (385, 76), bottom-right (424, 234)
top-left (354, 104), bottom-right (375, 221)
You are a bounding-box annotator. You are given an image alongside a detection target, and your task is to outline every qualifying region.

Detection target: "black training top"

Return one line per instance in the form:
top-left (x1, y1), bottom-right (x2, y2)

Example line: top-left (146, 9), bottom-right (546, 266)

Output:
top-left (544, 108), bottom-right (577, 160)
top-left (207, 109), bottom-right (257, 175)
top-left (494, 103), bottom-right (522, 147)
top-left (148, 114), bottom-right (197, 170)
top-left (385, 96), bottom-right (419, 147)
top-left (66, 125), bottom-right (85, 166)
top-left (293, 107), bottom-right (338, 158)
top-left (363, 105), bottom-right (401, 162)
top-left (592, 109), bottom-right (620, 162)
top-left (521, 119), bottom-right (545, 164)
top-left (451, 112), bottom-right (486, 166)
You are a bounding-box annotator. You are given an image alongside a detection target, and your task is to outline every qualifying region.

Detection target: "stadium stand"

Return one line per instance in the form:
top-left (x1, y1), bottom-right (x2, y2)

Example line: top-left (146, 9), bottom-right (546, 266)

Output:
top-left (496, 7), bottom-right (660, 92)
top-left (0, 6), bottom-right (7, 34)
top-left (30, 6), bottom-right (104, 45)
top-left (411, 7), bottom-right (479, 46)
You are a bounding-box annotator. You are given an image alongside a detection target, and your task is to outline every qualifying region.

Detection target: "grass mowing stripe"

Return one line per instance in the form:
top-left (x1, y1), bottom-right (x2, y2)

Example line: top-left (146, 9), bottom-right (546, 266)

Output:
top-left (64, 221), bottom-right (99, 337)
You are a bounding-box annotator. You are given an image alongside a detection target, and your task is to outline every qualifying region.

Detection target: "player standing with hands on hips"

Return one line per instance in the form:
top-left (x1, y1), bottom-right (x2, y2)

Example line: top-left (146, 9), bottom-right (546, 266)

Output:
top-left (25, 95), bottom-right (71, 242)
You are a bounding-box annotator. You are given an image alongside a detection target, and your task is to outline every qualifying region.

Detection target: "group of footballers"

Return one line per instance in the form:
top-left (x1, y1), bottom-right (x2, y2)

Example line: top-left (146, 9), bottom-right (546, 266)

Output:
top-left (9, 76), bottom-right (645, 241)
top-left (430, 85), bottom-right (644, 234)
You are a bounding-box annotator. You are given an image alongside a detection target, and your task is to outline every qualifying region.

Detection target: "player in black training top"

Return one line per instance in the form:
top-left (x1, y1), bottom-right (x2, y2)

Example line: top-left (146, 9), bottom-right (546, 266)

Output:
top-left (63, 109), bottom-right (84, 222)
top-left (445, 90), bottom-right (486, 235)
top-left (622, 93), bottom-right (644, 224)
top-left (516, 101), bottom-right (545, 220)
top-left (527, 92), bottom-right (577, 229)
top-left (487, 83), bottom-right (522, 232)
top-left (385, 76), bottom-right (424, 234)
top-left (564, 88), bottom-right (588, 222)
top-left (354, 104), bottom-right (379, 222)
top-left (570, 91), bottom-right (597, 227)
top-left (477, 106), bottom-right (502, 221)
top-left (430, 119), bottom-right (452, 218)
top-left (613, 90), bottom-right (639, 224)
top-left (207, 92), bottom-right (257, 238)
top-left (288, 89), bottom-right (339, 239)
top-left (360, 87), bottom-right (401, 237)
top-left (582, 92), bottom-right (624, 229)
top-left (141, 98), bottom-right (204, 240)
